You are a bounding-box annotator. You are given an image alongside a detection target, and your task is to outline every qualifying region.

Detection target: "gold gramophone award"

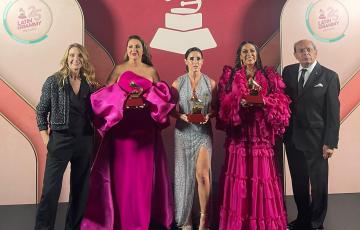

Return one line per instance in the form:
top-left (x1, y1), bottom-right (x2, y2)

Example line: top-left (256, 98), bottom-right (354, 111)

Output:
top-left (125, 81), bottom-right (146, 109)
top-left (243, 77), bottom-right (264, 105)
top-left (187, 91), bottom-right (206, 123)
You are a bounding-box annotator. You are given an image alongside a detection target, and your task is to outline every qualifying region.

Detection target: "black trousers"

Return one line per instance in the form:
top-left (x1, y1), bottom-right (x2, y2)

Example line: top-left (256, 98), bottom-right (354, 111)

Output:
top-left (285, 142), bottom-right (328, 229)
top-left (35, 130), bottom-right (93, 230)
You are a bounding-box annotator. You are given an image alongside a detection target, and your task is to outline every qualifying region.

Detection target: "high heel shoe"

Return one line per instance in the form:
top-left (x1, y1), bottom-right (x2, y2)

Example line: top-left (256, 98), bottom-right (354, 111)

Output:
top-left (199, 212), bottom-right (209, 230)
top-left (182, 224), bottom-right (192, 230)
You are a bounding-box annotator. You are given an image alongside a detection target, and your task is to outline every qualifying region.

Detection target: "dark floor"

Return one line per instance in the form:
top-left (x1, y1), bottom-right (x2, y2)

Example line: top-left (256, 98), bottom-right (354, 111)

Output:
top-left (1, 193), bottom-right (359, 230)
top-left (285, 193), bottom-right (360, 230)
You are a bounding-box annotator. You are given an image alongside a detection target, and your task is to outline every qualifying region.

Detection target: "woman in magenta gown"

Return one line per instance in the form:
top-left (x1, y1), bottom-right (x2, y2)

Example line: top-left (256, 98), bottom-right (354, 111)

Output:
top-left (81, 35), bottom-right (174, 230)
top-left (217, 41), bottom-right (291, 230)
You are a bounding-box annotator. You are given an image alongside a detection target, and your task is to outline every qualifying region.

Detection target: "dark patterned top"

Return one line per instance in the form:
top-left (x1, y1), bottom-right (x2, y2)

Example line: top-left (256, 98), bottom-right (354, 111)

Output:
top-left (36, 73), bottom-right (95, 131)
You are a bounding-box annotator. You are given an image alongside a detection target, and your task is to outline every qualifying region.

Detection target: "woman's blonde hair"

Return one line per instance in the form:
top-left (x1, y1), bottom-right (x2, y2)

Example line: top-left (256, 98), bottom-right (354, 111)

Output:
top-left (57, 43), bottom-right (98, 88)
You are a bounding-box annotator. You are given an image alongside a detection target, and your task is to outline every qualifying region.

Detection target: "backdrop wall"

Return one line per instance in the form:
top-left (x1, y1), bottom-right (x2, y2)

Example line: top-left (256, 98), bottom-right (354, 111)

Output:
top-left (1, 0), bottom-right (358, 205)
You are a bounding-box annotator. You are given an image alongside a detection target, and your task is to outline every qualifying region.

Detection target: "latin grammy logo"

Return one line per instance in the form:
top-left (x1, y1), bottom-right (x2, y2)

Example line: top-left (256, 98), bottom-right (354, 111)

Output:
top-left (150, 0), bottom-right (217, 54)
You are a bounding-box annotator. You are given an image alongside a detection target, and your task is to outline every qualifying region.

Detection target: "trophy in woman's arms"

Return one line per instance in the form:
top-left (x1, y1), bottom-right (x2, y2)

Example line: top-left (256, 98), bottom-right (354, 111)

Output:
top-left (125, 81), bottom-right (146, 109)
top-left (244, 77), bottom-right (264, 105)
top-left (150, 0), bottom-right (216, 54)
top-left (187, 92), bottom-right (206, 123)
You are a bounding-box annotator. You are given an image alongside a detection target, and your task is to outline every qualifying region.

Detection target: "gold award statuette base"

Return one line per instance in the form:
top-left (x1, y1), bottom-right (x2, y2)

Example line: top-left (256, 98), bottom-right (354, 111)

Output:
top-left (187, 113), bottom-right (206, 123)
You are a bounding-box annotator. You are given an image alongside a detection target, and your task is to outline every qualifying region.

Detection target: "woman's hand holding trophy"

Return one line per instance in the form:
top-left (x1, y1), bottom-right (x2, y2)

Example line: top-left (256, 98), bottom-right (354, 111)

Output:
top-left (242, 77), bottom-right (264, 107)
top-left (186, 93), bottom-right (207, 124)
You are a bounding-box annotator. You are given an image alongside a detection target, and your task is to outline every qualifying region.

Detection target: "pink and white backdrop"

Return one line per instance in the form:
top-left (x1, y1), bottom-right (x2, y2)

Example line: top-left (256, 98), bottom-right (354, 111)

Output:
top-left (0, 0), bottom-right (359, 205)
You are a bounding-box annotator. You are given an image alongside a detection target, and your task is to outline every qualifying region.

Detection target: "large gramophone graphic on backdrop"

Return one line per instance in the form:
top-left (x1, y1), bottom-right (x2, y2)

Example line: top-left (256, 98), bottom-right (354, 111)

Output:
top-left (150, 0), bottom-right (217, 54)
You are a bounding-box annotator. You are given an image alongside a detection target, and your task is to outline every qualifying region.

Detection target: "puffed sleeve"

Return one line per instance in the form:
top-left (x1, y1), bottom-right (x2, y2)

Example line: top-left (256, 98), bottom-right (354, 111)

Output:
top-left (216, 66), bottom-right (248, 130)
top-left (90, 83), bottom-right (127, 137)
top-left (263, 67), bottom-right (291, 136)
top-left (144, 81), bottom-right (175, 125)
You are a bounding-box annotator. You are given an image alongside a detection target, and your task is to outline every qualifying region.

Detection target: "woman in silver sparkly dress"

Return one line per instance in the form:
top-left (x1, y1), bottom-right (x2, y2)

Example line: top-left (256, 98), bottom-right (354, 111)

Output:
top-left (171, 47), bottom-right (217, 230)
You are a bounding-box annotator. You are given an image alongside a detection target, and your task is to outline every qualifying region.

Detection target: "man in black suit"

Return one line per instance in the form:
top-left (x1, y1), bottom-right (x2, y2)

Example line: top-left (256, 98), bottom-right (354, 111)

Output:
top-left (282, 39), bottom-right (340, 230)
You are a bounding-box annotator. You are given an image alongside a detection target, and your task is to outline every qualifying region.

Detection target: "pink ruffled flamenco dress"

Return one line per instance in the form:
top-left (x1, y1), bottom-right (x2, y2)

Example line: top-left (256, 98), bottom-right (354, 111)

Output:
top-left (81, 71), bottom-right (174, 230)
top-left (217, 66), bottom-right (291, 230)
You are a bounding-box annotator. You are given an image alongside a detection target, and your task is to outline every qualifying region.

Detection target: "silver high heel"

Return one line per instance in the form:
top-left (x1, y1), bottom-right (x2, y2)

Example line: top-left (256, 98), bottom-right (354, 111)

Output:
top-left (182, 224), bottom-right (193, 230)
top-left (199, 212), bottom-right (209, 230)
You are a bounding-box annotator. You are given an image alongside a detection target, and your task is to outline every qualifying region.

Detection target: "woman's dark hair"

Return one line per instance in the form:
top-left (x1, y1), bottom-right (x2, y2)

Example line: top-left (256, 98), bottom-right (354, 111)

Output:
top-left (184, 47), bottom-right (203, 72)
top-left (225, 41), bottom-right (265, 91)
top-left (123, 35), bottom-right (153, 66)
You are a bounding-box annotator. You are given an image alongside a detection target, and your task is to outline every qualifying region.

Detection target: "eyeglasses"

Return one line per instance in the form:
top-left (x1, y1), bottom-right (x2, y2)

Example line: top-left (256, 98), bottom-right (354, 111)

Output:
top-left (296, 47), bottom-right (316, 54)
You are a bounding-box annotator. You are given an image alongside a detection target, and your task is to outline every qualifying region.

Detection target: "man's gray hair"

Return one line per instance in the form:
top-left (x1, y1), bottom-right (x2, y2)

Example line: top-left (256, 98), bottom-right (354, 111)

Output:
top-left (293, 39), bottom-right (317, 53)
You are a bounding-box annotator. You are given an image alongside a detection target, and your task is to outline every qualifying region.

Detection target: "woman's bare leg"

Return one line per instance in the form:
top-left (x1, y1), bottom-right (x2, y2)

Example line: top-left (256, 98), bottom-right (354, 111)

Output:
top-left (195, 146), bottom-right (211, 230)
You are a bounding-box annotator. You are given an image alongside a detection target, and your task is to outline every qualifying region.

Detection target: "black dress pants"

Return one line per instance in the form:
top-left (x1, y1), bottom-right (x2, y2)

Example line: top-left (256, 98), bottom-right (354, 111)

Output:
top-left (35, 131), bottom-right (93, 230)
top-left (285, 142), bottom-right (328, 229)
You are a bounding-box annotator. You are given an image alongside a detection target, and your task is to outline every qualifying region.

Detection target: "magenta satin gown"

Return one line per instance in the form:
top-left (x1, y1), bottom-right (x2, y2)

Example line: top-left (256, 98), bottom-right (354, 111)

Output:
top-left (81, 71), bottom-right (174, 230)
top-left (217, 66), bottom-right (291, 230)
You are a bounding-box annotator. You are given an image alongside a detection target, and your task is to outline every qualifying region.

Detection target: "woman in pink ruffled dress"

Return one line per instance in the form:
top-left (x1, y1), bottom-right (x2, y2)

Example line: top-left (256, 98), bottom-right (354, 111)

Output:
top-left (217, 41), bottom-right (291, 230)
top-left (81, 35), bottom-right (174, 230)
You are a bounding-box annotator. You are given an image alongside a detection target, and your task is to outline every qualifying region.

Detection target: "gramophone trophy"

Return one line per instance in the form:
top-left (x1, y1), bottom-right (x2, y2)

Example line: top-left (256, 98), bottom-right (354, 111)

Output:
top-left (243, 77), bottom-right (264, 105)
top-left (125, 81), bottom-right (146, 109)
top-left (150, 0), bottom-right (217, 54)
top-left (187, 92), bottom-right (206, 123)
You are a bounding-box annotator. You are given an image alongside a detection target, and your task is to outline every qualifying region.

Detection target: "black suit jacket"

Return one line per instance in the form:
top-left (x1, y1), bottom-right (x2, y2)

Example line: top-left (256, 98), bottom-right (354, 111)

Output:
top-left (282, 62), bottom-right (340, 151)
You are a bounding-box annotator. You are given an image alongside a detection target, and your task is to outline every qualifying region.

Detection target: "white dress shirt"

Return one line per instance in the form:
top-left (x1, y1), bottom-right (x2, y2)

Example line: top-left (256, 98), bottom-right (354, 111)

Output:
top-left (298, 60), bottom-right (317, 86)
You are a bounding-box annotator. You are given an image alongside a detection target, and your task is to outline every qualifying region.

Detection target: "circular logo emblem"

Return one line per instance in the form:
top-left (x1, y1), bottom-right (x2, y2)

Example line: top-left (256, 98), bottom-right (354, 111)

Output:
top-left (3, 0), bottom-right (53, 44)
top-left (306, 0), bottom-right (349, 43)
